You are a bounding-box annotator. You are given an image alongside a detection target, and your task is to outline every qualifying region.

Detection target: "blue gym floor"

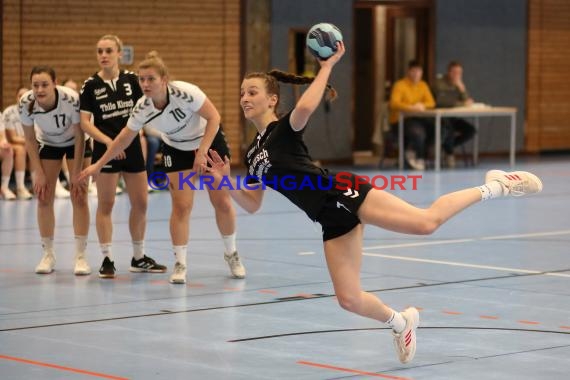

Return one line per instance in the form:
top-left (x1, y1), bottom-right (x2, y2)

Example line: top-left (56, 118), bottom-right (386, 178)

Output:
top-left (1, 156), bottom-right (569, 379)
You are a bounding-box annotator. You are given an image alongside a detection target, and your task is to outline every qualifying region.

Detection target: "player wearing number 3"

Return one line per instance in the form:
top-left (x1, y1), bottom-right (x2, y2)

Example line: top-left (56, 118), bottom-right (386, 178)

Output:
top-left (79, 51), bottom-right (246, 284)
top-left (19, 66), bottom-right (92, 275)
top-left (80, 35), bottom-right (167, 279)
top-left (203, 41), bottom-right (543, 364)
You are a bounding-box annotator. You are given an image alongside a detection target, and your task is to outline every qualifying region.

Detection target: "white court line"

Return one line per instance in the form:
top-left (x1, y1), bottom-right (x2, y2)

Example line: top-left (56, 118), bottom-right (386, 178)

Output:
top-left (363, 229), bottom-right (570, 251)
top-left (479, 229), bottom-right (570, 240)
top-left (364, 239), bottom-right (474, 250)
top-left (362, 252), bottom-right (570, 278)
top-left (298, 251), bottom-right (316, 256)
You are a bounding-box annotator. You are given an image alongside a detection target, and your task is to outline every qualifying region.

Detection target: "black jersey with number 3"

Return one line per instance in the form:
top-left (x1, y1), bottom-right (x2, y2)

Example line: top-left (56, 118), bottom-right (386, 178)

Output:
top-left (245, 111), bottom-right (335, 219)
top-left (80, 70), bottom-right (142, 138)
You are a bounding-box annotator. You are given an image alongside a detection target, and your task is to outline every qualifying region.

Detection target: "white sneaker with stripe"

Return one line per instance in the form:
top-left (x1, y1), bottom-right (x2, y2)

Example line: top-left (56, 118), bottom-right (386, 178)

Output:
top-left (485, 170), bottom-right (543, 197)
top-left (392, 307), bottom-right (419, 364)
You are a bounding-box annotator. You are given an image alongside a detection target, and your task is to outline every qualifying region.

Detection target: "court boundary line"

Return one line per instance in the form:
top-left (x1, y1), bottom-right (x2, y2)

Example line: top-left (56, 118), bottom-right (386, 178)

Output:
top-left (0, 354), bottom-right (129, 380)
top-left (2, 270), bottom-right (569, 333)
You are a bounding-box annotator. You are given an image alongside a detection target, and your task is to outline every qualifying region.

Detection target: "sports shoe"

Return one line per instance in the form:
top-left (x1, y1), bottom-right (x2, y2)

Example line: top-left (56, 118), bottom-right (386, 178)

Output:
top-left (98, 256), bottom-right (116, 278)
top-left (405, 150), bottom-right (425, 171)
top-left (16, 187), bottom-right (32, 200)
top-left (55, 180), bottom-right (70, 198)
top-left (224, 251), bottom-right (246, 279)
top-left (74, 252), bottom-right (92, 275)
top-left (1, 187), bottom-right (16, 201)
top-left (392, 307), bottom-right (420, 364)
top-left (485, 170), bottom-right (543, 197)
top-left (169, 262), bottom-right (187, 284)
top-left (35, 252), bottom-right (56, 274)
top-left (129, 255), bottom-right (167, 273)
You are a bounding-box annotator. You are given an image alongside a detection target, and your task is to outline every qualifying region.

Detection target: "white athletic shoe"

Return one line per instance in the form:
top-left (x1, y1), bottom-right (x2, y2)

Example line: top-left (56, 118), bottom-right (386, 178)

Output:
top-left (1, 187), bottom-right (16, 201)
top-left (16, 187), bottom-right (33, 200)
top-left (35, 252), bottom-right (56, 274)
top-left (392, 307), bottom-right (420, 364)
top-left (74, 252), bottom-right (92, 275)
top-left (169, 262), bottom-right (187, 284)
top-left (224, 251), bottom-right (246, 279)
top-left (54, 180), bottom-right (70, 198)
top-left (485, 170), bottom-right (543, 197)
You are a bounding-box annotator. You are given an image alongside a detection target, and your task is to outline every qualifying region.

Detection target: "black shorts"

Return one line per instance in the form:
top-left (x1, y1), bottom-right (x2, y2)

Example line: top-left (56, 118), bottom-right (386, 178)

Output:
top-left (316, 172), bottom-right (373, 241)
top-left (161, 128), bottom-right (230, 173)
top-left (38, 140), bottom-right (93, 160)
top-left (92, 135), bottom-right (145, 173)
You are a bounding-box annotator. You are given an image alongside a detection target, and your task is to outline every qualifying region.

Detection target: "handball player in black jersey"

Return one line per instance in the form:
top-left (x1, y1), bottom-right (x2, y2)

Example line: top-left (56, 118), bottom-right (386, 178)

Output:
top-left (80, 35), bottom-right (166, 278)
top-left (204, 41), bottom-right (543, 364)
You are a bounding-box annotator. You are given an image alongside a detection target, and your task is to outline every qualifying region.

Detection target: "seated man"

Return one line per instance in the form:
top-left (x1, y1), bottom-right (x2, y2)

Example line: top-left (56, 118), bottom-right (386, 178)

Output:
top-left (432, 61), bottom-right (476, 167)
top-left (389, 60), bottom-right (435, 170)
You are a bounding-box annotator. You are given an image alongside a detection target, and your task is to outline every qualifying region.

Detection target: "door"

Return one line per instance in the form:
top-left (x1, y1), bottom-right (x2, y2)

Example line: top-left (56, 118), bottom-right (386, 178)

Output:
top-left (353, 1), bottom-right (434, 154)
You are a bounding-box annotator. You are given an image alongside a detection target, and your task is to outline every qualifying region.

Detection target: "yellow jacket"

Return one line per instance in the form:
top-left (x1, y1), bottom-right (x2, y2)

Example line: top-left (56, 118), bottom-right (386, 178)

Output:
top-left (389, 78), bottom-right (435, 124)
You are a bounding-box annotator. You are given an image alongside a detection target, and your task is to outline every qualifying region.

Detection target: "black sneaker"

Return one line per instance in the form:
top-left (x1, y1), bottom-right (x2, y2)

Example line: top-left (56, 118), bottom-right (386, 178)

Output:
top-left (129, 255), bottom-right (167, 273)
top-left (99, 257), bottom-right (116, 278)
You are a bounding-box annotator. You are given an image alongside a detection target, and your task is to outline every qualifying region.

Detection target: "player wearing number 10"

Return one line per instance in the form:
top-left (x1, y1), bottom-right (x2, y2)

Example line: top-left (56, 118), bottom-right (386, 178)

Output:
top-left (79, 51), bottom-right (246, 284)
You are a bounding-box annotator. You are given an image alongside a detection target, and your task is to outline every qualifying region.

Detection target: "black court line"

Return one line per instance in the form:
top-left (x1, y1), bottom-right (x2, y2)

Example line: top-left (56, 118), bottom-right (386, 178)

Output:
top-left (1, 269), bottom-right (569, 332)
top-left (228, 326), bottom-right (570, 343)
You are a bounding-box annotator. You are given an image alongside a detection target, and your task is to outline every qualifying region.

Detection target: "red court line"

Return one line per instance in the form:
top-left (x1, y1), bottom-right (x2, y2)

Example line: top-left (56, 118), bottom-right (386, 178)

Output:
top-left (297, 360), bottom-right (412, 380)
top-left (442, 310), bottom-right (463, 315)
top-left (518, 320), bottom-right (540, 325)
top-left (479, 315), bottom-right (499, 320)
top-left (0, 354), bottom-right (129, 379)
top-left (186, 282), bottom-right (204, 288)
top-left (258, 289), bottom-right (278, 294)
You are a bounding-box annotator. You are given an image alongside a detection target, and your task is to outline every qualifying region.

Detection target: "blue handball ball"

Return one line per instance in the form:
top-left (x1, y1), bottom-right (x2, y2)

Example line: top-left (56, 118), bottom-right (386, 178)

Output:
top-left (306, 23), bottom-right (343, 60)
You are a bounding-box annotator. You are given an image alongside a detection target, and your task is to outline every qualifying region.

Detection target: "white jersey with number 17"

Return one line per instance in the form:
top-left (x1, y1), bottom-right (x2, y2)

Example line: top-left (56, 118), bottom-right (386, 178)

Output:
top-left (19, 86), bottom-right (81, 147)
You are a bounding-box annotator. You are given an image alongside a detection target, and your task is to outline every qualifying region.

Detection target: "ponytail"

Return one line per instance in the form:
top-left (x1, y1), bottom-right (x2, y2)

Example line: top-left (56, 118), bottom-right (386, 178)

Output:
top-left (266, 69), bottom-right (338, 102)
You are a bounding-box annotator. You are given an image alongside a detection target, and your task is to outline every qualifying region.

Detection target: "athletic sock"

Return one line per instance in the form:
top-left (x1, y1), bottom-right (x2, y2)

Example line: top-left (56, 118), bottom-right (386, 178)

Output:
top-left (100, 243), bottom-right (112, 260)
top-left (75, 235), bottom-right (88, 254)
top-left (476, 181), bottom-right (505, 201)
top-left (41, 237), bottom-right (54, 254)
top-left (222, 233), bottom-right (237, 255)
top-left (173, 245), bottom-right (187, 265)
top-left (385, 309), bottom-right (406, 333)
top-left (15, 171), bottom-right (26, 190)
top-left (132, 240), bottom-right (145, 260)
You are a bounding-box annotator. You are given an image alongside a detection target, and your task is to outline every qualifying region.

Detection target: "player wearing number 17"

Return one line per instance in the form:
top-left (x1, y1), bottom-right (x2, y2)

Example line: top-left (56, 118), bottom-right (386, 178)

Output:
top-left (19, 66), bottom-right (92, 276)
top-left (79, 51), bottom-right (246, 284)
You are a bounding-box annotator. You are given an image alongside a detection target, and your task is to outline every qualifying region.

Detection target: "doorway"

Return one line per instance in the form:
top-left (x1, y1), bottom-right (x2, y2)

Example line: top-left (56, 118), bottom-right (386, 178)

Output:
top-left (353, 0), bottom-right (434, 156)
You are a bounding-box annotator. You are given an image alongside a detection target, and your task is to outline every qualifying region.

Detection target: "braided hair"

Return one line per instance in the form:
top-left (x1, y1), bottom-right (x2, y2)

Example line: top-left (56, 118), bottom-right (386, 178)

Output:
top-left (244, 70), bottom-right (337, 116)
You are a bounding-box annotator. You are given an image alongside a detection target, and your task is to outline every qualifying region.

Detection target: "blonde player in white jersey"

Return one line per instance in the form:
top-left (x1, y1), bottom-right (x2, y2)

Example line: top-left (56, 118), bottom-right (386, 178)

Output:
top-left (79, 51), bottom-right (246, 284)
top-left (19, 66), bottom-right (91, 275)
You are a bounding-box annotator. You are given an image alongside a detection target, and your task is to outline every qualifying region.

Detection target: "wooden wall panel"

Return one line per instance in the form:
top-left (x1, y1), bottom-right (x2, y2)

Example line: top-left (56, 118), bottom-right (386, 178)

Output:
top-left (2, 0), bottom-right (244, 162)
top-left (526, 0), bottom-right (570, 151)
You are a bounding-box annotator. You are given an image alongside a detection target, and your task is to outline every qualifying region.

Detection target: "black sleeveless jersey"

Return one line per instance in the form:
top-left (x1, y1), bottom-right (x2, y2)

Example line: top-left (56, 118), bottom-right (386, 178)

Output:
top-left (244, 112), bottom-right (335, 219)
top-left (80, 70), bottom-right (143, 138)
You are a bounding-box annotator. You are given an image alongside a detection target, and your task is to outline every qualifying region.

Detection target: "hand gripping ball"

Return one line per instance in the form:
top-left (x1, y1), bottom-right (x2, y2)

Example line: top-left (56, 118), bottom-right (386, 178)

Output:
top-left (306, 23), bottom-right (343, 60)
